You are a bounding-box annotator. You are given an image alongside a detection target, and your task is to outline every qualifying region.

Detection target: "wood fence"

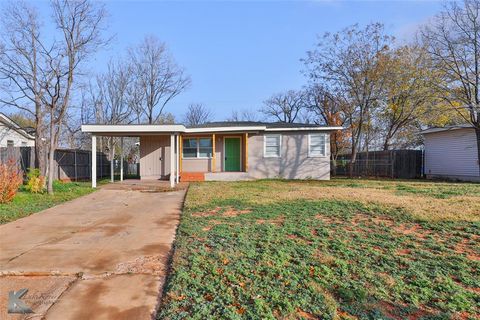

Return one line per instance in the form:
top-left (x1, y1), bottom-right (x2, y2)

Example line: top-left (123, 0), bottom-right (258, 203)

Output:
top-left (0, 147), bottom-right (138, 181)
top-left (333, 150), bottom-right (423, 179)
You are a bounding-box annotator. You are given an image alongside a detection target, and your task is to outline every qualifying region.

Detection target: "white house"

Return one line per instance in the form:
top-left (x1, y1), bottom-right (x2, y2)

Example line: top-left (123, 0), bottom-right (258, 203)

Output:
top-left (0, 113), bottom-right (35, 148)
top-left (422, 125), bottom-right (479, 182)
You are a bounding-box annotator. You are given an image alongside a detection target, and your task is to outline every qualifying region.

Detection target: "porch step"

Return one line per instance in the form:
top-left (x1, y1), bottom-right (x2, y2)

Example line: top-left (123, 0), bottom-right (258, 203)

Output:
top-left (180, 172), bottom-right (205, 182)
top-left (204, 172), bottom-right (252, 181)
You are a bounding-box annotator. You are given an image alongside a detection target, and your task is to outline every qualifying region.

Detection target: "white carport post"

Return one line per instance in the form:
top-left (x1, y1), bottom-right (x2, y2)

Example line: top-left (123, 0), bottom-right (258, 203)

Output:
top-left (110, 138), bottom-right (114, 183)
top-left (176, 134), bottom-right (180, 184)
top-left (120, 137), bottom-right (124, 181)
top-left (170, 134), bottom-right (175, 188)
top-left (91, 135), bottom-right (97, 188)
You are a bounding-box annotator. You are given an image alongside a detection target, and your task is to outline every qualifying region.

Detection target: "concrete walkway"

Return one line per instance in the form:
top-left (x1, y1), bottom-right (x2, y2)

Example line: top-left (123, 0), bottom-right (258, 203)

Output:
top-left (0, 184), bottom-right (186, 319)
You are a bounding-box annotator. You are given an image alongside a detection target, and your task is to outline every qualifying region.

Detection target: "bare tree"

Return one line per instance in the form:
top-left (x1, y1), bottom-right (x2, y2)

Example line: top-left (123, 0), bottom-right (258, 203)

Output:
top-left (129, 36), bottom-right (191, 124)
top-left (421, 0), bottom-right (480, 174)
top-left (261, 90), bottom-right (307, 123)
top-left (303, 23), bottom-right (393, 175)
top-left (0, 1), bottom-right (49, 175)
top-left (87, 59), bottom-right (134, 161)
top-left (228, 109), bottom-right (259, 122)
top-left (41, 0), bottom-right (108, 193)
top-left (183, 103), bottom-right (213, 126)
top-left (305, 84), bottom-right (350, 161)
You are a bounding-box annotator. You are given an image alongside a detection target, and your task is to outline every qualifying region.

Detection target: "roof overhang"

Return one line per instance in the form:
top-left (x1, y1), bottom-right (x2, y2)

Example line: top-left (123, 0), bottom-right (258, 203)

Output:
top-left (185, 126), bottom-right (266, 133)
top-left (0, 113), bottom-right (35, 140)
top-left (421, 125), bottom-right (474, 134)
top-left (81, 124), bottom-right (186, 136)
top-left (81, 124), bottom-right (345, 136)
top-left (264, 126), bottom-right (344, 132)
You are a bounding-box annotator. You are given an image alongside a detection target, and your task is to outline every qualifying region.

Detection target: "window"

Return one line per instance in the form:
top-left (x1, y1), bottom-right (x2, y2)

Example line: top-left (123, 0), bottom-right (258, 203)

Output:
top-left (264, 134), bottom-right (281, 157)
top-left (308, 133), bottom-right (327, 157)
top-left (182, 137), bottom-right (213, 158)
top-left (7, 140), bottom-right (14, 147)
top-left (198, 138), bottom-right (213, 158)
top-left (183, 138), bottom-right (198, 158)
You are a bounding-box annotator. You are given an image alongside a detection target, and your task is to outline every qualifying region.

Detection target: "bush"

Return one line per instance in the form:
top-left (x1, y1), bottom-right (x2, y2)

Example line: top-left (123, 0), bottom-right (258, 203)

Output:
top-left (0, 160), bottom-right (23, 203)
top-left (25, 168), bottom-right (46, 193)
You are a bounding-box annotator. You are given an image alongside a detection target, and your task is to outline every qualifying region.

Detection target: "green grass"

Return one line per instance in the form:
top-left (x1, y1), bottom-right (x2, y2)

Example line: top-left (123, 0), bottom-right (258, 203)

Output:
top-left (0, 180), bottom-right (100, 224)
top-left (158, 180), bottom-right (480, 320)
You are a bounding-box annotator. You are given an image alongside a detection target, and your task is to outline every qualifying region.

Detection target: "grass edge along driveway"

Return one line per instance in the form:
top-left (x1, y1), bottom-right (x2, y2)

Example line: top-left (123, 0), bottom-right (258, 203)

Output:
top-left (0, 181), bottom-right (99, 224)
top-left (158, 179), bottom-right (480, 320)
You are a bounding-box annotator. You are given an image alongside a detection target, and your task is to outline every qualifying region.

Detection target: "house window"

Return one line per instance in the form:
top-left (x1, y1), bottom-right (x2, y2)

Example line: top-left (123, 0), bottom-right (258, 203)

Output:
top-left (308, 133), bottom-right (327, 157)
top-left (183, 137), bottom-right (213, 158)
top-left (264, 134), bottom-right (281, 157)
top-left (7, 140), bottom-right (14, 147)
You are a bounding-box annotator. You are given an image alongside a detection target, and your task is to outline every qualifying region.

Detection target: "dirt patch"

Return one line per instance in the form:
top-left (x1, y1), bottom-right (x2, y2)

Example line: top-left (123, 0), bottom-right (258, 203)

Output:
top-left (393, 224), bottom-right (430, 239)
top-left (454, 239), bottom-right (480, 262)
top-left (256, 216), bottom-right (285, 226)
top-left (192, 206), bottom-right (252, 218)
top-left (222, 208), bottom-right (252, 217)
top-left (296, 309), bottom-right (317, 319)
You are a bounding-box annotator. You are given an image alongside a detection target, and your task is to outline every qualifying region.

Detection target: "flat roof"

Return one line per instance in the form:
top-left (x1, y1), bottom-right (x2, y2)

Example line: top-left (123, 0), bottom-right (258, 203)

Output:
top-left (81, 122), bottom-right (343, 136)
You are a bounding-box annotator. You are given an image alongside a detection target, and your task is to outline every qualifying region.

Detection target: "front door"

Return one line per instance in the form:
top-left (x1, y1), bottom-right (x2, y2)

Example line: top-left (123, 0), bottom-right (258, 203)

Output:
top-left (224, 137), bottom-right (241, 172)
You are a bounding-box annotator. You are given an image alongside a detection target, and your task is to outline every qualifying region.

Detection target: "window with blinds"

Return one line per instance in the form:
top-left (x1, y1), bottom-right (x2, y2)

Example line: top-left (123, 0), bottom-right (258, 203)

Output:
top-left (264, 134), bottom-right (281, 157)
top-left (308, 133), bottom-right (327, 157)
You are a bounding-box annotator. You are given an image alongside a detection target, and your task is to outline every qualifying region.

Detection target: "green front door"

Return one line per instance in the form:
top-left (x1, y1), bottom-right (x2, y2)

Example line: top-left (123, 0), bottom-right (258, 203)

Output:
top-left (224, 138), bottom-right (241, 172)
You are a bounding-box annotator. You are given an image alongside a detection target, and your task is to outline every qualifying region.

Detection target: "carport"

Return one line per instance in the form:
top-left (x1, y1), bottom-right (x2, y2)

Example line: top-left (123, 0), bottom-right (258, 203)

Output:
top-left (81, 125), bottom-right (184, 188)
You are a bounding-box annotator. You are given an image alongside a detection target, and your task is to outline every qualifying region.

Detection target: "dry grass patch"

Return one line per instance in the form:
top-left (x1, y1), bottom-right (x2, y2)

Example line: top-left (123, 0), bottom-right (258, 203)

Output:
top-left (186, 179), bottom-right (480, 222)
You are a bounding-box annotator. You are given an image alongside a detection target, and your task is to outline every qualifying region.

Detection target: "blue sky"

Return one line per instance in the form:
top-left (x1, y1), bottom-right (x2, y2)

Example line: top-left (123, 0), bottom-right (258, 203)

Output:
top-left (38, 0), bottom-right (444, 121)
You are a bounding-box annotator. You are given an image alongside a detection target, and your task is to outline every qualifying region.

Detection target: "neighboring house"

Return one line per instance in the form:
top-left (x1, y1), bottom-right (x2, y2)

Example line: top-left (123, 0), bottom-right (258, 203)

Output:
top-left (0, 113), bottom-right (35, 147)
top-left (422, 125), bottom-right (480, 182)
top-left (81, 121), bottom-right (342, 187)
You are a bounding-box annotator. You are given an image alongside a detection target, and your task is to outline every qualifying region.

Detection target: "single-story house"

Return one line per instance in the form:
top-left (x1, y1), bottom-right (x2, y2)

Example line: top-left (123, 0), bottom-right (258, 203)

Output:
top-left (0, 113), bottom-right (35, 147)
top-left (422, 124), bottom-right (480, 182)
top-left (81, 121), bottom-right (342, 187)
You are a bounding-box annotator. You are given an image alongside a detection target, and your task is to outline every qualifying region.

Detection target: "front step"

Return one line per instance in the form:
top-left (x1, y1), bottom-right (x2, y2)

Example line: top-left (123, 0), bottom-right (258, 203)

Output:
top-left (204, 172), bottom-right (252, 181)
top-left (180, 172), bottom-right (205, 182)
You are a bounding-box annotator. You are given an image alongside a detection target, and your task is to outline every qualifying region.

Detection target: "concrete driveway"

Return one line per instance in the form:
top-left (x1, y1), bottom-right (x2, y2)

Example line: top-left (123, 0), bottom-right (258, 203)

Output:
top-left (0, 183), bottom-right (186, 319)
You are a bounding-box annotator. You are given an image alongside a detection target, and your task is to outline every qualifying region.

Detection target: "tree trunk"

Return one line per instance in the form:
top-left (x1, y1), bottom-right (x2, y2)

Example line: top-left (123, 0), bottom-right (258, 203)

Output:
top-left (47, 115), bottom-right (56, 194)
top-left (47, 138), bottom-right (55, 194)
top-left (349, 143), bottom-right (358, 177)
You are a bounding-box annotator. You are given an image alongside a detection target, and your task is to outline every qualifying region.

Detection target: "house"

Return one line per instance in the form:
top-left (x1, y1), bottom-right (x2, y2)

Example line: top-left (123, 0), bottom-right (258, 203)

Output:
top-left (0, 113), bottom-right (35, 147)
top-left (81, 121), bottom-right (343, 187)
top-left (422, 124), bottom-right (480, 182)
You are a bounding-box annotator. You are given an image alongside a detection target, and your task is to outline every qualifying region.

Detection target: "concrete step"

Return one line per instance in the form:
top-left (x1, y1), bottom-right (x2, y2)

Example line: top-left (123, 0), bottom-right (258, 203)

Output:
top-left (204, 172), bottom-right (252, 181)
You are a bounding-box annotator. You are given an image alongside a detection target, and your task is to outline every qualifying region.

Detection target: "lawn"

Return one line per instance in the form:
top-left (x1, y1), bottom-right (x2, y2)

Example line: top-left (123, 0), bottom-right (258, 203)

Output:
top-left (158, 179), bottom-right (480, 320)
top-left (0, 180), bottom-right (98, 224)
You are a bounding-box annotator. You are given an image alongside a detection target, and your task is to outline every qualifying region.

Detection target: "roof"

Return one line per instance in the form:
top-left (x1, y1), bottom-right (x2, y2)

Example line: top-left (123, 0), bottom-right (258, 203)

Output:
top-left (189, 121), bottom-right (326, 129)
top-left (81, 121), bottom-right (343, 136)
top-left (0, 113), bottom-right (35, 140)
top-left (421, 124), bottom-right (475, 134)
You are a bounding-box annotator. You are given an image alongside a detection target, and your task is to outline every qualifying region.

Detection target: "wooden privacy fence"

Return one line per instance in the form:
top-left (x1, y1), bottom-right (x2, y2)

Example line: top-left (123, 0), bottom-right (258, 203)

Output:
top-left (0, 147), bottom-right (138, 181)
top-left (332, 150), bottom-right (423, 179)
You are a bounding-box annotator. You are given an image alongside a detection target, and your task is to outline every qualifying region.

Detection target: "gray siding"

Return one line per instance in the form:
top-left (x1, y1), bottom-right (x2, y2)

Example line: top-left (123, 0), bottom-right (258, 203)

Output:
top-left (247, 132), bottom-right (330, 180)
top-left (424, 128), bottom-right (479, 180)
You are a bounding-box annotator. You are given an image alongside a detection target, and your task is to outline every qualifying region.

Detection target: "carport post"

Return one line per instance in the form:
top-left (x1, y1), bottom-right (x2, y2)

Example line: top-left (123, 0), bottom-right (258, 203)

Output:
top-left (110, 138), bottom-right (114, 183)
top-left (120, 137), bottom-right (124, 181)
top-left (170, 134), bottom-right (175, 188)
top-left (92, 135), bottom-right (97, 188)
top-left (176, 134), bottom-right (179, 184)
